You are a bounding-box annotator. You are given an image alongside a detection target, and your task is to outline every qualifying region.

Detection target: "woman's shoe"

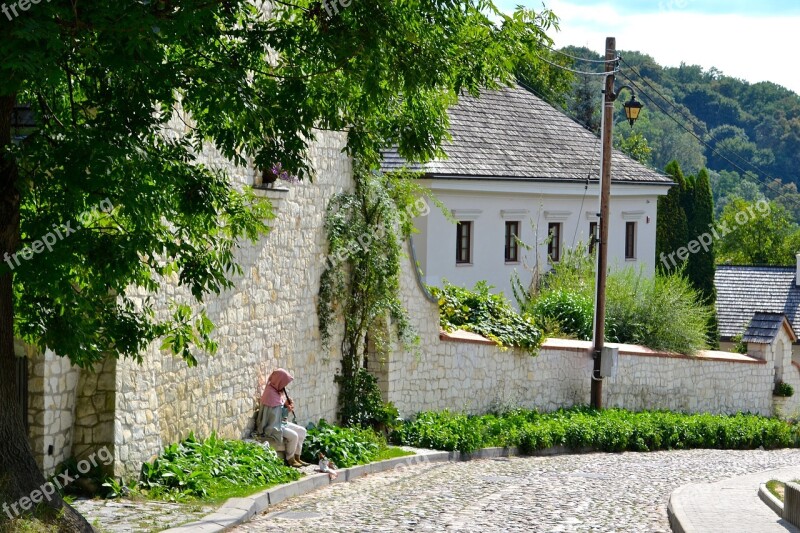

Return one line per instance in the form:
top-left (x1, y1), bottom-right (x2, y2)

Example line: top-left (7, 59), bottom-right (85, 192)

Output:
top-left (293, 454), bottom-right (310, 466)
top-left (287, 456), bottom-right (304, 467)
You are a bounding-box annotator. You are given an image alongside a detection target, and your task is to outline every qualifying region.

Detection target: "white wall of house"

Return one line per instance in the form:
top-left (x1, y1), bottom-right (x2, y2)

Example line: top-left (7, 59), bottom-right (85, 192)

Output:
top-left (415, 178), bottom-right (671, 299)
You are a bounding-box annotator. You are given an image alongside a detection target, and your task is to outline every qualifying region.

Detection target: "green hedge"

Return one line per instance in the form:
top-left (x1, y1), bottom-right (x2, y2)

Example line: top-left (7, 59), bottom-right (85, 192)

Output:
top-left (390, 407), bottom-right (798, 454)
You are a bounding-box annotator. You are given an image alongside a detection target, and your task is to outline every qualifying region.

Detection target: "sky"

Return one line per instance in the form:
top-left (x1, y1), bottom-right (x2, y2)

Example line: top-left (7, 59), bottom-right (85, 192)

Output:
top-left (495, 0), bottom-right (800, 94)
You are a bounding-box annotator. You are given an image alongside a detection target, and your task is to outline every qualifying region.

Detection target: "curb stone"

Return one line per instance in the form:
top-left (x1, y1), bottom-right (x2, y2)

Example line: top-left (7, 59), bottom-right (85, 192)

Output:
top-left (759, 482), bottom-right (784, 517)
top-left (161, 445), bottom-right (601, 532)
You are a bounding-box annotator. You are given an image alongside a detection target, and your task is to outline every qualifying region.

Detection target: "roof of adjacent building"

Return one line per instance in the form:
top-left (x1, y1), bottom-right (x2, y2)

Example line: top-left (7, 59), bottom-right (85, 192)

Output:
top-left (741, 312), bottom-right (796, 344)
top-left (380, 83), bottom-right (672, 185)
top-left (715, 265), bottom-right (800, 340)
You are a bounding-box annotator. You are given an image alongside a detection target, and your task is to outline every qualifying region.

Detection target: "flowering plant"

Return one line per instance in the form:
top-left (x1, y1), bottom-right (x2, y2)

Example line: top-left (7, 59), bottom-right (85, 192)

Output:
top-left (263, 162), bottom-right (299, 184)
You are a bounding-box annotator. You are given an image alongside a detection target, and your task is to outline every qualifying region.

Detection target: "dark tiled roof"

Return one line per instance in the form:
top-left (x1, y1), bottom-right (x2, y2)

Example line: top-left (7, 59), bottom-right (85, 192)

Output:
top-left (381, 83), bottom-right (672, 184)
top-left (715, 265), bottom-right (800, 340)
top-left (741, 312), bottom-right (789, 344)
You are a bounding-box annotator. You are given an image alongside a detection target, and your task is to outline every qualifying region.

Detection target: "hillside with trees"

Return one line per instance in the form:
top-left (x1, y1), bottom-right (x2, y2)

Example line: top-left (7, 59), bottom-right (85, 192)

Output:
top-left (556, 47), bottom-right (800, 223)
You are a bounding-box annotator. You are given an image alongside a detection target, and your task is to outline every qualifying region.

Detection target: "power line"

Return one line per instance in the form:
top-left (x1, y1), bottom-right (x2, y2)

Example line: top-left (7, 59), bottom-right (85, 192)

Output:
top-left (535, 54), bottom-right (615, 77)
top-left (616, 69), bottom-right (797, 207)
top-left (543, 45), bottom-right (617, 65)
top-left (619, 57), bottom-right (791, 191)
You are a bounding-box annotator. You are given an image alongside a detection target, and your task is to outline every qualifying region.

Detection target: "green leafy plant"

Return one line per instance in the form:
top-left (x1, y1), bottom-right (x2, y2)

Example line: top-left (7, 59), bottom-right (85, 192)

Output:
top-left (431, 281), bottom-right (543, 354)
top-left (775, 382), bottom-right (795, 397)
top-left (731, 332), bottom-right (749, 354)
top-left (391, 407), bottom-right (799, 454)
top-left (520, 246), bottom-right (711, 355)
top-left (138, 433), bottom-right (299, 501)
top-left (301, 420), bottom-right (382, 468)
top-left (337, 368), bottom-right (401, 430)
top-left (319, 168), bottom-right (436, 425)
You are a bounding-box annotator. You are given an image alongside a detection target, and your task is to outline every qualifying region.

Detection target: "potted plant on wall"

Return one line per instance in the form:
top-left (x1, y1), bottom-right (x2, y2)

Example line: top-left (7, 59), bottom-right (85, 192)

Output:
top-left (261, 163), bottom-right (299, 188)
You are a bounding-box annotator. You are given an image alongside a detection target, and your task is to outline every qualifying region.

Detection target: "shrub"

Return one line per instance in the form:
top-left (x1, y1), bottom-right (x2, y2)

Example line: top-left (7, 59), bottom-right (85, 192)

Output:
top-left (521, 247), bottom-right (711, 355)
top-left (775, 381), bottom-right (795, 397)
top-left (430, 281), bottom-right (543, 354)
top-left (392, 407), bottom-right (798, 454)
top-left (301, 420), bottom-right (382, 468)
top-left (338, 368), bottom-right (400, 430)
top-left (139, 433), bottom-right (299, 501)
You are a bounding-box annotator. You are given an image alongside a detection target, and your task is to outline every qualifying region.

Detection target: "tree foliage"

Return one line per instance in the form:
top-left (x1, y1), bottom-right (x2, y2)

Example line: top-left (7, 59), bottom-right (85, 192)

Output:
top-left (715, 198), bottom-right (800, 265)
top-left (0, 0), bottom-right (561, 528)
top-left (656, 161), bottom-right (689, 273)
top-left (560, 46), bottom-right (800, 219)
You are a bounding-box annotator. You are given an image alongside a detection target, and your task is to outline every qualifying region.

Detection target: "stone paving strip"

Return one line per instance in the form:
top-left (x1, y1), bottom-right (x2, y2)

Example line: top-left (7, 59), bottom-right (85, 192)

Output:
top-left (228, 448), bottom-right (800, 533)
top-left (72, 498), bottom-right (214, 533)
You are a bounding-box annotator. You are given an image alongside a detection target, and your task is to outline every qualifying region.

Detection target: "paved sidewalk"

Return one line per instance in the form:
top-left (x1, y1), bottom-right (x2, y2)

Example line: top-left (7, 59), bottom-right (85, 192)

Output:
top-left (669, 466), bottom-right (800, 533)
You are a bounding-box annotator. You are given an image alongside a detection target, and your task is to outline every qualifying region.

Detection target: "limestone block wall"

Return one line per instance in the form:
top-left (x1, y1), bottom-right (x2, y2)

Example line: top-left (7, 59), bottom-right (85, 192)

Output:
top-left (603, 351), bottom-right (773, 416)
top-left (71, 357), bottom-right (117, 465)
top-left (387, 257), bottom-right (776, 418)
top-left (386, 260), bottom-right (593, 415)
top-left (777, 362), bottom-right (800, 418)
top-left (112, 129), bottom-right (350, 476)
top-left (26, 347), bottom-right (80, 475)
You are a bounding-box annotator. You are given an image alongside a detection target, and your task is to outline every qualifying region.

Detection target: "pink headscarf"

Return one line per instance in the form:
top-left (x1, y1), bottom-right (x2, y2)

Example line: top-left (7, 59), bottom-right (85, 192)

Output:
top-left (260, 368), bottom-right (293, 407)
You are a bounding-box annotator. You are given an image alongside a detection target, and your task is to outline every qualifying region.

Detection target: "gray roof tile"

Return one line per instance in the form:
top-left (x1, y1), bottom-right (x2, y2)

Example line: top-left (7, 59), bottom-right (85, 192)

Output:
top-left (381, 83), bottom-right (672, 184)
top-left (741, 312), bottom-right (789, 344)
top-left (715, 265), bottom-right (800, 340)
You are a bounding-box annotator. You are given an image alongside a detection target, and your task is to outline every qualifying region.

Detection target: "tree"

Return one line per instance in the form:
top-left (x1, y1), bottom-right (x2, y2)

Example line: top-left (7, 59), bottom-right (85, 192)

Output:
top-left (686, 169), bottom-right (719, 346)
top-left (615, 130), bottom-right (652, 165)
top-left (570, 74), bottom-right (601, 133)
top-left (716, 198), bottom-right (800, 265)
top-left (656, 161), bottom-right (689, 273)
top-left (0, 1), bottom-right (558, 529)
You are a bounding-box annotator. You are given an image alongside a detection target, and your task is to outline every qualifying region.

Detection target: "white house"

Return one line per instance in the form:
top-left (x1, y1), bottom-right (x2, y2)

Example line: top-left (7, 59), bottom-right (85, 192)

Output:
top-left (382, 83), bottom-right (673, 299)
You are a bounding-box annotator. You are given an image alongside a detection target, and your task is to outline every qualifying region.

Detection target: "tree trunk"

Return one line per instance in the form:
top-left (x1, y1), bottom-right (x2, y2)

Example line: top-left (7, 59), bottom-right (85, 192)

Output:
top-left (0, 96), bottom-right (92, 532)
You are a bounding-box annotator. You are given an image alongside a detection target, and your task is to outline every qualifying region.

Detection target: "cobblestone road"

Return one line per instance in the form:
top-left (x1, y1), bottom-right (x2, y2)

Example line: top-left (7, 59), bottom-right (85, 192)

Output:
top-left (231, 448), bottom-right (800, 533)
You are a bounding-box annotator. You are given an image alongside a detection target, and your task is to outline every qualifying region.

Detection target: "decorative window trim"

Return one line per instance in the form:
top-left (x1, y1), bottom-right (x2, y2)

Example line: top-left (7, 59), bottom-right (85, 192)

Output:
top-left (451, 209), bottom-right (482, 221)
top-left (622, 210), bottom-right (645, 221)
top-left (544, 210), bottom-right (571, 222)
top-left (500, 209), bottom-right (529, 220)
top-left (585, 211), bottom-right (600, 220)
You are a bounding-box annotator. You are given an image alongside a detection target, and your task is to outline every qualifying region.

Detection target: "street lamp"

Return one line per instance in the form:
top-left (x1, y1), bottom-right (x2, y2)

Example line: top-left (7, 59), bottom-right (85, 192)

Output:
top-left (622, 93), bottom-right (643, 127)
top-left (591, 39), bottom-right (643, 410)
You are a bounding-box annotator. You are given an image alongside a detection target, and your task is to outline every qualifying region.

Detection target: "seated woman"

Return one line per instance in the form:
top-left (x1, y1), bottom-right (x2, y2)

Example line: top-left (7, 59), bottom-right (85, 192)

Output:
top-left (258, 368), bottom-right (309, 468)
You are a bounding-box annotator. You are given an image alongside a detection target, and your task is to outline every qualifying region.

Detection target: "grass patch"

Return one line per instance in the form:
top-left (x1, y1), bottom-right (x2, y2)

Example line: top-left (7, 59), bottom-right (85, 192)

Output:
top-left (391, 407), bottom-right (800, 454)
top-left (374, 446), bottom-right (415, 462)
top-left (767, 479), bottom-right (785, 502)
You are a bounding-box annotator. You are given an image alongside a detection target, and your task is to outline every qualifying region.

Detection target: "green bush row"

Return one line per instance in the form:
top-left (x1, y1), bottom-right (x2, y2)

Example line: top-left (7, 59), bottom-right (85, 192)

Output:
top-left (390, 407), bottom-right (798, 454)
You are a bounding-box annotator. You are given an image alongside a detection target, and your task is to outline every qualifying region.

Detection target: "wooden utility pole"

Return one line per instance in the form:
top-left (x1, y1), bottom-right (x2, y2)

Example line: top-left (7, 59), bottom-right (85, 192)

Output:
top-left (591, 37), bottom-right (616, 409)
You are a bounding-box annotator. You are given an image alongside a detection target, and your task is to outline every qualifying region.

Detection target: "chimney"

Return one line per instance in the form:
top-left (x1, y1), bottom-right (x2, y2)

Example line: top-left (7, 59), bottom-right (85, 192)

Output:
top-left (796, 254), bottom-right (800, 286)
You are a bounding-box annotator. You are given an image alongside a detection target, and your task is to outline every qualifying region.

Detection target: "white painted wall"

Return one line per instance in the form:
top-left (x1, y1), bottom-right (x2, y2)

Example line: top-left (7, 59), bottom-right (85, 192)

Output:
top-left (416, 178), bottom-right (670, 299)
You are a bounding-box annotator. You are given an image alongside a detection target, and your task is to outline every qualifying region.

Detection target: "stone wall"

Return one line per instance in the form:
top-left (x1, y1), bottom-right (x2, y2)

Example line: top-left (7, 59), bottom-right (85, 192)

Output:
top-left (385, 256), bottom-right (777, 418)
top-left (603, 349), bottom-right (773, 416)
top-left (26, 121), bottom-right (791, 478)
top-left (71, 357), bottom-right (117, 465)
top-left (383, 260), bottom-right (592, 413)
top-left (112, 129), bottom-right (350, 476)
top-left (26, 346), bottom-right (80, 474)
